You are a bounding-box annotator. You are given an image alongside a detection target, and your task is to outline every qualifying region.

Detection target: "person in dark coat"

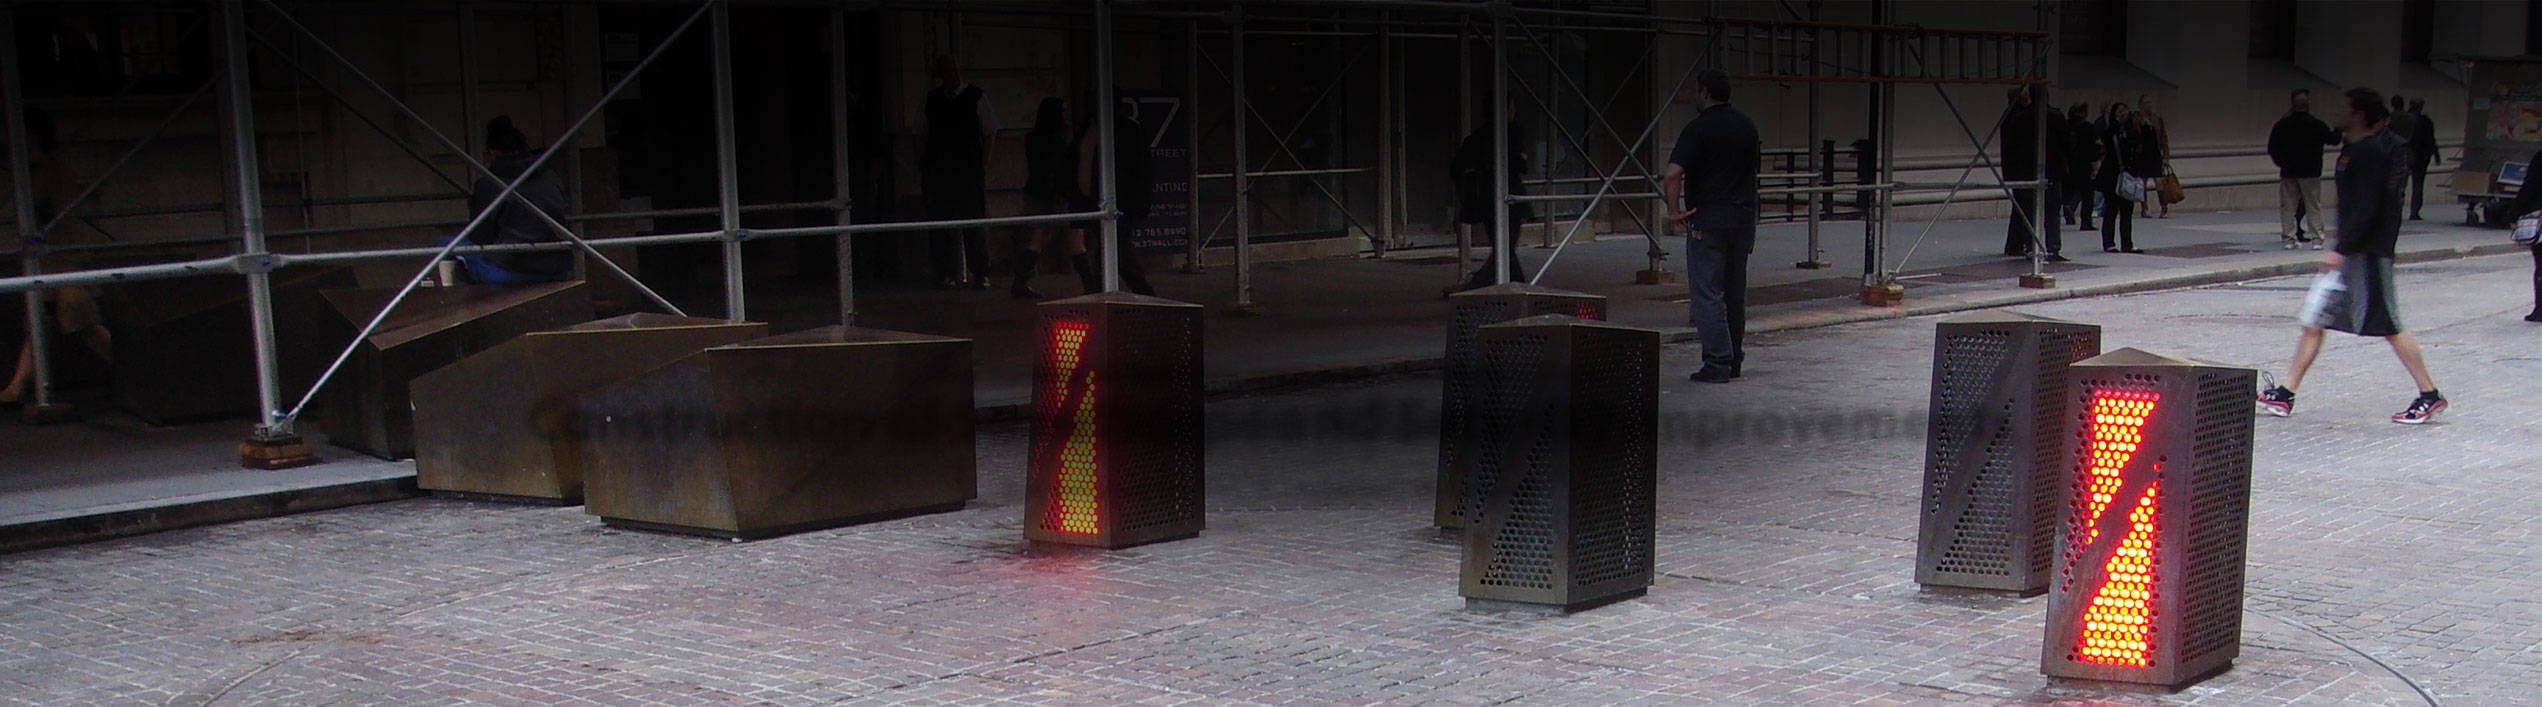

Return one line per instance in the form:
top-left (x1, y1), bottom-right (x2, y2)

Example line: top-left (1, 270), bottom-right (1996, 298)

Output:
top-left (2267, 88), bottom-right (2340, 248)
top-left (1010, 97), bottom-right (1084, 299)
top-left (1074, 92), bottom-right (1157, 297)
top-left (2407, 98), bottom-right (2440, 220)
top-left (450, 116), bottom-right (573, 284)
top-left (1999, 86), bottom-right (2067, 260)
top-left (1451, 100), bottom-right (1534, 290)
top-left (2066, 103), bottom-right (2099, 231)
top-left (2096, 102), bottom-right (2143, 252)
top-left (920, 56), bottom-right (998, 289)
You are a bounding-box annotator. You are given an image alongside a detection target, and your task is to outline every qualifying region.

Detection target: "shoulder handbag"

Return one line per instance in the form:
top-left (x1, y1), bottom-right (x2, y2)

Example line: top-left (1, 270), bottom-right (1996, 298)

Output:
top-left (2157, 174), bottom-right (2185, 205)
top-left (2514, 210), bottom-right (2542, 245)
top-left (2116, 173), bottom-right (2146, 203)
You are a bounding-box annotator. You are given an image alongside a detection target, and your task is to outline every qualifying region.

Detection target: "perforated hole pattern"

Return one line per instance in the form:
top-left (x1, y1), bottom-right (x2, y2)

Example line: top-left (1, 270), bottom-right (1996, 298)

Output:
top-left (2034, 328), bottom-right (2103, 576)
top-left (2181, 370), bottom-right (2254, 662)
top-left (1440, 299), bottom-right (1518, 522)
top-left (1107, 306), bottom-right (1205, 535)
top-left (1474, 332), bottom-right (1556, 590)
top-left (1568, 326), bottom-right (1655, 588)
top-left (2062, 375), bottom-right (2164, 667)
top-left (1928, 329), bottom-right (2017, 577)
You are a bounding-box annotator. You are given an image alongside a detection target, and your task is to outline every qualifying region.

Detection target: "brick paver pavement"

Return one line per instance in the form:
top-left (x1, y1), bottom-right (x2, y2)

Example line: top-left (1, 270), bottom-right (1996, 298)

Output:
top-left (5, 254), bottom-right (2539, 706)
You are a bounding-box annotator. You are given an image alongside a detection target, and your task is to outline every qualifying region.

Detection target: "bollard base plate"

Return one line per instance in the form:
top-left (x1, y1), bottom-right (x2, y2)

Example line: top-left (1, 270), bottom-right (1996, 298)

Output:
top-left (1027, 531), bottom-right (1199, 552)
top-left (1223, 302), bottom-right (1265, 317)
top-left (18, 403), bottom-right (78, 425)
top-left (1464, 589), bottom-right (1647, 616)
top-left (239, 436), bottom-right (320, 470)
top-left (1635, 269), bottom-right (1678, 285)
top-left (2019, 274), bottom-right (2057, 289)
top-left (2044, 661), bottom-right (2233, 694)
top-left (1918, 582), bottom-right (2047, 599)
top-left (1794, 259), bottom-right (1832, 270)
top-left (1861, 283), bottom-right (1905, 307)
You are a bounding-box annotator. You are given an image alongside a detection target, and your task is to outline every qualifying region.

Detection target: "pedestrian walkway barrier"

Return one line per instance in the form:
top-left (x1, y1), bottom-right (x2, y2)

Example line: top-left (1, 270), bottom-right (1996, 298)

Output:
top-left (316, 281), bottom-right (592, 460)
top-left (1460, 314), bottom-right (1657, 614)
top-left (2041, 348), bottom-right (2254, 690)
top-left (1438, 283), bottom-right (1607, 530)
top-left (578, 325), bottom-right (977, 540)
top-left (1025, 293), bottom-right (1205, 550)
top-left (106, 267), bottom-right (354, 425)
top-left (1917, 311), bottom-right (2101, 595)
top-left (412, 314), bottom-right (769, 504)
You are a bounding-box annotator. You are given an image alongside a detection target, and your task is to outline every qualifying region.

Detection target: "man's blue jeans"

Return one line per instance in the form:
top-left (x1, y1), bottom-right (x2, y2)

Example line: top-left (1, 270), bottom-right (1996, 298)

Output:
top-left (1683, 229), bottom-right (1750, 372)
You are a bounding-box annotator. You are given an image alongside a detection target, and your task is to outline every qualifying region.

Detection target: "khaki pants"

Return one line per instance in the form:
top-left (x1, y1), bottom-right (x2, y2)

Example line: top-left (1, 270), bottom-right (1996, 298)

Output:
top-left (2279, 178), bottom-right (2327, 243)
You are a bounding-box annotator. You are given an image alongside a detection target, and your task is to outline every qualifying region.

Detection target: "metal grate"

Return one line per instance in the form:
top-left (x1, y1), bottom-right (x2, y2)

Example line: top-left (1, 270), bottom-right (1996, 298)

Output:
top-left (1929, 328), bottom-right (2016, 577)
top-left (1109, 304), bottom-right (1205, 537)
top-left (1474, 332), bottom-right (1555, 590)
top-left (1566, 327), bottom-right (1655, 589)
top-left (2180, 370), bottom-right (2254, 663)
top-left (1439, 298), bottom-right (1517, 526)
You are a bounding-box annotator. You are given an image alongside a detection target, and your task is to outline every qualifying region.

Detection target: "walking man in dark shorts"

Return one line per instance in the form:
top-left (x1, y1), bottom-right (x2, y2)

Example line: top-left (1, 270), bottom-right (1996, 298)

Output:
top-left (2257, 87), bottom-right (2447, 424)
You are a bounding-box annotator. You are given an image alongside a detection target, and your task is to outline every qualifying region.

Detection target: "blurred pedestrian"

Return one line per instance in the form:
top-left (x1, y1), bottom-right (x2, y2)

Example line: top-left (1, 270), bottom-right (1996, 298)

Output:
top-left (2257, 87), bottom-right (2445, 424)
top-left (2406, 98), bottom-right (2439, 220)
top-left (920, 55), bottom-right (998, 289)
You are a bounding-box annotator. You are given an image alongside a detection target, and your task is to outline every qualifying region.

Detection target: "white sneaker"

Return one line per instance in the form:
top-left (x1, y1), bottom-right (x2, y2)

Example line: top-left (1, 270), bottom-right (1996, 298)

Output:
top-left (2311, 240), bottom-right (2324, 250)
top-left (2283, 240), bottom-right (2298, 250)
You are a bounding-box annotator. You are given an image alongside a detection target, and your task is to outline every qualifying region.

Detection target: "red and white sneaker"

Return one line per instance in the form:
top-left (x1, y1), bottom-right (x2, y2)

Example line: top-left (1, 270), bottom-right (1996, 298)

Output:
top-left (2392, 394), bottom-right (2447, 425)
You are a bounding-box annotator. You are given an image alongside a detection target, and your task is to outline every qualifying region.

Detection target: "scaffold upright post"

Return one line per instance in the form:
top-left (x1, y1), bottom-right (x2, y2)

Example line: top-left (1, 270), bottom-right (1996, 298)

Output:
top-left (2021, 0), bottom-right (2058, 290)
top-left (1183, 18), bottom-right (1204, 273)
top-left (712, 0), bottom-right (746, 322)
top-left (1, 5), bottom-right (67, 423)
top-left (1096, 0), bottom-right (1119, 293)
top-left (832, 1), bottom-right (857, 325)
top-left (1376, 16), bottom-right (1395, 257)
top-left (1489, 4), bottom-right (1511, 286)
top-left (1228, 9), bottom-right (1257, 314)
top-left (221, 0), bottom-right (314, 466)
top-left (1799, 2), bottom-right (1829, 270)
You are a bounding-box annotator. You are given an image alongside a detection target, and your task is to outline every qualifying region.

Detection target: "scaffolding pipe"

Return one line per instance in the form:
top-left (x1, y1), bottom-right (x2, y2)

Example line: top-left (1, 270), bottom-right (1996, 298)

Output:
top-left (1802, 0), bottom-right (1825, 269)
top-left (1184, 18), bottom-right (1204, 272)
top-left (281, 0), bottom-right (715, 425)
top-left (1375, 16), bottom-right (1394, 256)
top-left (250, 7), bottom-right (683, 315)
top-left (215, 0), bottom-right (290, 437)
top-left (1455, 19), bottom-right (1470, 288)
top-left (832, 0), bottom-right (856, 325)
top-left (2, 6), bottom-right (59, 412)
top-left (712, 0), bottom-right (746, 321)
top-left (1231, 10), bottom-right (1252, 307)
top-left (1489, 5), bottom-right (1510, 286)
top-left (1096, 0), bottom-right (1120, 293)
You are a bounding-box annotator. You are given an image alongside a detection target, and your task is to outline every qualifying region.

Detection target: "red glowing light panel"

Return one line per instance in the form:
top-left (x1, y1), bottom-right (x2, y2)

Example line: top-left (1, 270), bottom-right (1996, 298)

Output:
top-left (2071, 389), bottom-right (2161, 667)
top-left (1038, 320), bottom-right (1101, 535)
top-left (1573, 301), bottom-right (1604, 321)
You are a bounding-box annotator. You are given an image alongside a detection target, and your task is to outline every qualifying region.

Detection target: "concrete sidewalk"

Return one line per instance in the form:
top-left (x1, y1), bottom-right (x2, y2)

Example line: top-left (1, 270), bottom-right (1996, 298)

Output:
top-left (1, 207), bottom-right (2522, 551)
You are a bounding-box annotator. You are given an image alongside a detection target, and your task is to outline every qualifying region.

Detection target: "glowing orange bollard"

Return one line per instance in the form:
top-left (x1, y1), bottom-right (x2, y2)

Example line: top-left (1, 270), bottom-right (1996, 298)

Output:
top-left (2042, 348), bottom-right (2255, 689)
top-left (1024, 293), bottom-right (1205, 549)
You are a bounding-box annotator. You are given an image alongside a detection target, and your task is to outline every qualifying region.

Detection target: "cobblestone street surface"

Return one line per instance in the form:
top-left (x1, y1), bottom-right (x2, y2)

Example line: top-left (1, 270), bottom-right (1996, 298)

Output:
top-left (6, 255), bottom-right (2541, 706)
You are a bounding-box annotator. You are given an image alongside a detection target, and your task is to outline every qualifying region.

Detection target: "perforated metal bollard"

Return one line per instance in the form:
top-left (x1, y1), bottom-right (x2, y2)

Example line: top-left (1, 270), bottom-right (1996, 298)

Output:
top-left (1438, 283), bottom-right (1607, 529)
top-left (1460, 314), bottom-right (1657, 614)
top-left (2041, 348), bottom-right (2255, 690)
top-left (1025, 293), bottom-right (1206, 550)
top-left (1917, 311), bottom-right (2102, 594)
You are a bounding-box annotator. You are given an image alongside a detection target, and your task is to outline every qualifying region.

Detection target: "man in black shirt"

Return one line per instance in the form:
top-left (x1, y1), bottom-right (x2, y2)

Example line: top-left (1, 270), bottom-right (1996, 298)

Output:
top-left (920, 56), bottom-right (999, 289)
top-left (1999, 86), bottom-right (2067, 260)
top-left (2258, 87), bottom-right (2446, 424)
top-left (1662, 69), bottom-right (1761, 383)
top-left (2406, 98), bottom-right (2440, 220)
top-left (2266, 88), bottom-right (2338, 249)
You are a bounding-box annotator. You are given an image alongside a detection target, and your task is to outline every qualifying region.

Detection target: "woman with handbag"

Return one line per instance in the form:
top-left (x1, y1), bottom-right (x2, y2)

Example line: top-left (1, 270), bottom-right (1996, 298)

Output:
top-left (2097, 102), bottom-right (2143, 253)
